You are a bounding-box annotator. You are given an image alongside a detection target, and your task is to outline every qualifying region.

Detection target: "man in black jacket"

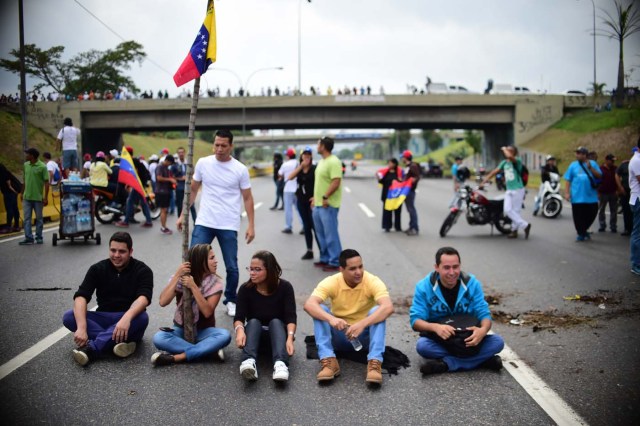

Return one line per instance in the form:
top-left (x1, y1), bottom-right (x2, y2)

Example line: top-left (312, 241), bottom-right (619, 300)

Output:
top-left (62, 232), bottom-right (153, 366)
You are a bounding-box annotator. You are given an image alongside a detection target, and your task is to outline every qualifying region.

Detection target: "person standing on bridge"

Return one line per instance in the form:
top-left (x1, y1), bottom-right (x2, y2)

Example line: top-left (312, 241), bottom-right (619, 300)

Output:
top-left (401, 150), bottom-right (421, 236)
top-left (410, 246), bottom-right (504, 375)
top-left (312, 137), bottom-right (343, 271)
top-left (62, 232), bottom-right (153, 366)
top-left (481, 146), bottom-right (531, 239)
top-left (177, 129), bottom-right (255, 317)
top-left (56, 117), bottom-right (81, 174)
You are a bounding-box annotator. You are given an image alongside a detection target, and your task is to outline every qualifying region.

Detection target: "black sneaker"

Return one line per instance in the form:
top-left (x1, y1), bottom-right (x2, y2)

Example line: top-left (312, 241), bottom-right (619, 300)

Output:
top-left (479, 355), bottom-right (503, 371)
top-left (72, 346), bottom-right (96, 366)
top-left (301, 251), bottom-right (314, 260)
top-left (420, 359), bottom-right (448, 375)
top-left (598, 227), bottom-right (606, 232)
top-left (18, 238), bottom-right (34, 245)
top-left (151, 351), bottom-right (175, 366)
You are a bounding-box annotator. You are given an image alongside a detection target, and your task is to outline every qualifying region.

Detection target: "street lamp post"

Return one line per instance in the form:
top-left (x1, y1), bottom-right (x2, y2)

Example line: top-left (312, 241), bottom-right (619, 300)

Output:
top-left (580, 0), bottom-right (597, 100)
top-left (298, 0), bottom-right (311, 95)
top-left (213, 66), bottom-right (284, 142)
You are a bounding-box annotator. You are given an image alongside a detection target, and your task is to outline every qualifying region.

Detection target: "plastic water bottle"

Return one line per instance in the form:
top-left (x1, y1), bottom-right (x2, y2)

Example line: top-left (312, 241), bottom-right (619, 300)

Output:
top-left (346, 326), bottom-right (363, 351)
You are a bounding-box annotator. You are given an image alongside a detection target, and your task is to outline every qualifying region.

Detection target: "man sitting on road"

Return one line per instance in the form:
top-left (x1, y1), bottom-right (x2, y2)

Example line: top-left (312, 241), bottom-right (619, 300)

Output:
top-left (62, 232), bottom-right (153, 366)
top-left (410, 246), bottom-right (504, 375)
top-left (303, 249), bottom-right (394, 385)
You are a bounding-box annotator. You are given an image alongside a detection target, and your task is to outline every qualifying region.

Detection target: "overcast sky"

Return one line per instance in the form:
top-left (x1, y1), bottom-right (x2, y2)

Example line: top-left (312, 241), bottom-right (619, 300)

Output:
top-left (1, 0), bottom-right (639, 98)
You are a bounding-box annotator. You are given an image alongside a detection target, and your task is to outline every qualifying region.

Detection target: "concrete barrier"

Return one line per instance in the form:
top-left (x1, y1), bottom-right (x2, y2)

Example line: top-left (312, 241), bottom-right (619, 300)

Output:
top-left (0, 187), bottom-right (61, 227)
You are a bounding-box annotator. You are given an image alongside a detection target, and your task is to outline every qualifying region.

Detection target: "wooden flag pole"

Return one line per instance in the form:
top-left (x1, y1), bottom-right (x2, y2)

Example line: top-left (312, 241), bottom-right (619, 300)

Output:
top-left (181, 76), bottom-right (201, 344)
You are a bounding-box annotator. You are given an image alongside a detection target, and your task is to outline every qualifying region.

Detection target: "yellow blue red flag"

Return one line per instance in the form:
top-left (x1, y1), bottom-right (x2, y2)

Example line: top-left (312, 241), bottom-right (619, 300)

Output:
top-left (118, 148), bottom-right (147, 201)
top-left (173, 0), bottom-right (217, 87)
top-left (384, 178), bottom-right (413, 211)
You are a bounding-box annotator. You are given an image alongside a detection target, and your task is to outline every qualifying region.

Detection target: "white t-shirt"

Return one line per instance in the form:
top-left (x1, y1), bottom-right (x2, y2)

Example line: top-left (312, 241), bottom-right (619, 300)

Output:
top-left (83, 160), bottom-right (91, 171)
top-left (57, 126), bottom-right (80, 151)
top-left (193, 155), bottom-right (251, 231)
top-left (629, 152), bottom-right (640, 205)
top-left (149, 162), bottom-right (158, 182)
top-left (46, 160), bottom-right (61, 184)
top-left (278, 158), bottom-right (298, 193)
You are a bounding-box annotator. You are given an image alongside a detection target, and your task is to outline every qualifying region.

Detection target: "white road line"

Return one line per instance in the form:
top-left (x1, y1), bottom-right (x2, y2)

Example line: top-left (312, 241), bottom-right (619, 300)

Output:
top-left (358, 202), bottom-right (376, 218)
top-left (344, 187), bottom-right (351, 193)
top-left (0, 306), bottom-right (98, 381)
top-left (242, 202), bottom-right (263, 218)
top-left (0, 226), bottom-right (57, 244)
top-left (500, 343), bottom-right (588, 426)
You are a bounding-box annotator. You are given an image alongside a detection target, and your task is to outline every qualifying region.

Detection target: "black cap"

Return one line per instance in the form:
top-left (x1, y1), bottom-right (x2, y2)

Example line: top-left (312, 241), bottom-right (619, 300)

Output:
top-left (575, 146), bottom-right (588, 154)
top-left (164, 154), bottom-right (175, 163)
top-left (24, 147), bottom-right (40, 158)
top-left (605, 154), bottom-right (616, 161)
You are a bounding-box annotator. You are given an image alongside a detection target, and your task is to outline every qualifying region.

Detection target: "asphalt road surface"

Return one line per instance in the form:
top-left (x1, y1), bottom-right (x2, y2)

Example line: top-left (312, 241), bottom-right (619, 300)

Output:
top-left (0, 161), bottom-right (638, 425)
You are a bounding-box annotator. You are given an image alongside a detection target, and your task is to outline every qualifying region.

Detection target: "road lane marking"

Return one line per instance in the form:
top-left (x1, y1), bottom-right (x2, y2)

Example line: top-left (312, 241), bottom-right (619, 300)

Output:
top-left (242, 202), bottom-right (263, 218)
top-left (0, 226), bottom-right (56, 244)
top-left (358, 203), bottom-right (375, 218)
top-left (344, 187), bottom-right (351, 193)
top-left (0, 306), bottom-right (97, 381)
top-left (500, 343), bottom-right (588, 426)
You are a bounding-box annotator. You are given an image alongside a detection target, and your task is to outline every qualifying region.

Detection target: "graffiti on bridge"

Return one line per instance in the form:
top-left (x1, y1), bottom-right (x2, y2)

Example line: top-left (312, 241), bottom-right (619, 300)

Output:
top-left (517, 106), bottom-right (554, 133)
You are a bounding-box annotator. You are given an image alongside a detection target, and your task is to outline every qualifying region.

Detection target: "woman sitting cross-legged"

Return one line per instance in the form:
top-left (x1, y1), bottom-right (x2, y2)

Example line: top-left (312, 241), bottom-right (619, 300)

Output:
top-left (151, 244), bottom-right (231, 366)
top-left (234, 251), bottom-right (297, 382)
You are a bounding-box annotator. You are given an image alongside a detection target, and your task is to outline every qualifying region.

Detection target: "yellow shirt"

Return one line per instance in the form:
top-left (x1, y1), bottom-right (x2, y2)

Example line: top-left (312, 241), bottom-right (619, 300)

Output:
top-left (311, 271), bottom-right (389, 324)
top-left (90, 161), bottom-right (112, 187)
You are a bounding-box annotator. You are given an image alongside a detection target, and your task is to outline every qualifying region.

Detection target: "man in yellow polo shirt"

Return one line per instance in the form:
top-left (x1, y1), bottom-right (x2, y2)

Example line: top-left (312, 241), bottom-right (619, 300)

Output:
top-left (304, 249), bottom-right (394, 385)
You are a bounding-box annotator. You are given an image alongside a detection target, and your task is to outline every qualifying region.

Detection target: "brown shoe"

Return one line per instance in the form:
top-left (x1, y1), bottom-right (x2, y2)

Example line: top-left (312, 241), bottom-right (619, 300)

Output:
top-left (317, 357), bottom-right (340, 381)
top-left (507, 231), bottom-right (518, 239)
top-left (366, 359), bottom-right (383, 384)
top-left (524, 223), bottom-right (531, 239)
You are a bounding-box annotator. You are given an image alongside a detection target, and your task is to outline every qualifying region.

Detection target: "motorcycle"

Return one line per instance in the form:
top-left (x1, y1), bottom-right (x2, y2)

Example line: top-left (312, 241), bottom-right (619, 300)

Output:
top-left (94, 186), bottom-right (161, 224)
top-left (439, 185), bottom-right (512, 237)
top-left (532, 172), bottom-right (563, 218)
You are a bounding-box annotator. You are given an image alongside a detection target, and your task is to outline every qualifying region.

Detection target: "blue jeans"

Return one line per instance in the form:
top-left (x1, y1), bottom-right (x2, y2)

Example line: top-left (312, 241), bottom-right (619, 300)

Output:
top-left (125, 190), bottom-right (152, 224)
top-left (312, 206), bottom-right (342, 267)
top-left (3, 191), bottom-right (19, 228)
top-left (416, 334), bottom-right (505, 371)
top-left (153, 325), bottom-right (231, 361)
top-left (631, 203), bottom-right (640, 269)
top-left (242, 318), bottom-right (289, 364)
top-left (313, 305), bottom-right (386, 362)
top-left (62, 309), bottom-right (149, 355)
top-left (405, 190), bottom-right (419, 231)
top-left (283, 191), bottom-right (297, 230)
top-left (23, 199), bottom-right (43, 240)
top-left (191, 225), bottom-right (239, 304)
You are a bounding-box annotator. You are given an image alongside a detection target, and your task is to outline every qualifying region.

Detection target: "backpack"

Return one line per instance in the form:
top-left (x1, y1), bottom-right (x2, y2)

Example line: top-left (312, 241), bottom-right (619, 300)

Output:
top-left (516, 161), bottom-right (529, 186)
top-left (53, 166), bottom-right (61, 183)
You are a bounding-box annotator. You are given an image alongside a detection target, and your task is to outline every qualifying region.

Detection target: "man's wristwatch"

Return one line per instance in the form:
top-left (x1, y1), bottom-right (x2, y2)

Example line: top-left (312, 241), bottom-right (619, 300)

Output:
top-left (322, 195), bottom-right (328, 200)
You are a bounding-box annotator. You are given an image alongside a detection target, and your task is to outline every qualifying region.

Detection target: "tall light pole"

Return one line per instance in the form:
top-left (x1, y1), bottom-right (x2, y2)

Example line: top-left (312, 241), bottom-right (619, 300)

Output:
top-left (214, 66), bottom-right (284, 142)
top-left (580, 0), bottom-right (597, 98)
top-left (298, 0), bottom-right (311, 95)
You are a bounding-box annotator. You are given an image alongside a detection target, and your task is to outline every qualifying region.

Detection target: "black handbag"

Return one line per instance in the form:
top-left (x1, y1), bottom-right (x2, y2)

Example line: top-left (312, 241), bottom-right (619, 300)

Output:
top-left (420, 314), bottom-right (482, 358)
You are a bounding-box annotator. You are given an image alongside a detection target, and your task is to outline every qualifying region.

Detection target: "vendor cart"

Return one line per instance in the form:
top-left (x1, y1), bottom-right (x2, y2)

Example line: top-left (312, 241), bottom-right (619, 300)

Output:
top-left (53, 181), bottom-right (101, 245)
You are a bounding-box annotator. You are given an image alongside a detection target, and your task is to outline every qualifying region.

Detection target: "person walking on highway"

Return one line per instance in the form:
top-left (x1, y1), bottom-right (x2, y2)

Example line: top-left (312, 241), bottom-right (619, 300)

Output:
top-left (311, 137), bottom-right (343, 271)
top-left (177, 129), bottom-right (255, 318)
top-left (234, 251), bottom-right (297, 382)
top-left (401, 150), bottom-right (421, 236)
top-left (563, 146), bottom-right (603, 242)
top-left (56, 117), bottom-right (81, 173)
top-left (304, 249), bottom-right (394, 385)
top-left (410, 246), bottom-right (505, 375)
top-left (19, 148), bottom-right (49, 245)
top-left (270, 152), bottom-right (284, 210)
top-left (597, 154), bottom-right (618, 233)
top-left (288, 147), bottom-right (319, 260)
top-left (0, 162), bottom-right (21, 233)
top-left (151, 244), bottom-right (231, 366)
top-left (481, 146), bottom-right (531, 239)
top-left (278, 148), bottom-right (300, 234)
top-left (628, 139), bottom-right (640, 275)
top-left (62, 232), bottom-right (153, 366)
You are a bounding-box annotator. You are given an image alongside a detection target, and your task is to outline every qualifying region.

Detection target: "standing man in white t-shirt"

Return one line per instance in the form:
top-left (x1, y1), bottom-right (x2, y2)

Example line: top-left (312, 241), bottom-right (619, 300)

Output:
top-left (628, 137), bottom-right (640, 275)
top-left (176, 130), bottom-right (255, 316)
top-left (43, 152), bottom-right (61, 186)
top-left (278, 148), bottom-right (299, 234)
top-left (56, 117), bottom-right (81, 172)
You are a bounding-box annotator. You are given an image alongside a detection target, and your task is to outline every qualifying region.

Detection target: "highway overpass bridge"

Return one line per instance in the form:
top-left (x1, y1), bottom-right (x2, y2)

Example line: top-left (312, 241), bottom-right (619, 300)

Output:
top-left (24, 93), bottom-right (590, 164)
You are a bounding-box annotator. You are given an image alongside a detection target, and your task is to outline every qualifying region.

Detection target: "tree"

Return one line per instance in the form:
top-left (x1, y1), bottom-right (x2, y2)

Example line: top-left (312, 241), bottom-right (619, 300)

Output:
top-left (465, 130), bottom-right (482, 153)
top-left (388, 130), bottom-right (411, 154)
top-left (422, 129), bottom-right (443, 152)
top-left (599, 0), bottom-right (640, 107)
top-left (0, 41), bottom-right (146, 95)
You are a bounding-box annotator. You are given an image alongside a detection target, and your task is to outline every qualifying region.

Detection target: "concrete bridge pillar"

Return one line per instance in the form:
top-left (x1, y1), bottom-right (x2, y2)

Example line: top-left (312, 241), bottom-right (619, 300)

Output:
top-left (483, 125), bottom-right (513, 168)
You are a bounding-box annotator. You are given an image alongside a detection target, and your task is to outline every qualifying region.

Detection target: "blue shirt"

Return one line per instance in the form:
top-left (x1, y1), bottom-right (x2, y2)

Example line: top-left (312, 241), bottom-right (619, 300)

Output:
top-left (563, 160), bottom-right (602, 203)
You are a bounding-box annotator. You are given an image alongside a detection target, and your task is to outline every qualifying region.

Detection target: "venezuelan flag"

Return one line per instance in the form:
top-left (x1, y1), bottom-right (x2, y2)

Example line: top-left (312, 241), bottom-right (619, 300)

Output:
top-left (118, 149), bottom-right (147, 201)
top-left (173, 0), bottom-right (217, 87)
top-left (384, 178), bottom-right (413, 211)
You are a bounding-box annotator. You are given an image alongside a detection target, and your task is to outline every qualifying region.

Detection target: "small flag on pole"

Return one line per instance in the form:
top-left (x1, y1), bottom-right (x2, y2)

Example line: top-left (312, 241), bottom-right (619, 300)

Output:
top-left (173, 0), bottom-right (217, 87)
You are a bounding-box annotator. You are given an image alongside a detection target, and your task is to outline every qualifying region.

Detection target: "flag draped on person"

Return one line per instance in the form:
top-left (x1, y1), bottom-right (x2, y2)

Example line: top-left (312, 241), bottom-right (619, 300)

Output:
top-left (384, 178), bottom-right (413, 211)
top-left (173, 0), bottom-right (217, 87)
top-left (118, 148), bottom-right (147, 201)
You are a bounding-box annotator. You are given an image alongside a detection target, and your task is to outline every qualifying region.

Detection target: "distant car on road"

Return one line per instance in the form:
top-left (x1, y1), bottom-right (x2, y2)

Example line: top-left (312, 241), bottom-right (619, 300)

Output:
top-left (564, 90), bottom-right (586, 96)
top-left (448, 85), bottom-right (471, 94)
top-left (420, 162), bottom-right (443, 178)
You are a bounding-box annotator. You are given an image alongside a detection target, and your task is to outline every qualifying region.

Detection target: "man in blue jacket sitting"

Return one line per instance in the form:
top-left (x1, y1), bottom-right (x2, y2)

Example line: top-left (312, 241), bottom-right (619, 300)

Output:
top-left (409, 246), bottom-right (504, 375)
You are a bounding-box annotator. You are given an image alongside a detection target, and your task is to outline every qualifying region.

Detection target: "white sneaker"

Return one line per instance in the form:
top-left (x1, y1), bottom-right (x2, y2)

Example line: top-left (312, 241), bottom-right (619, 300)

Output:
top-left (226, 302), bottom-right (236, 317)
top-left (216, 348), bottom-right (225, 361)
top-left (272, 360), bottom-right (289, 382)
top-left (113, 342), bottom-right (137, 358)
top-left (239, 358), bottom-right (258, 381)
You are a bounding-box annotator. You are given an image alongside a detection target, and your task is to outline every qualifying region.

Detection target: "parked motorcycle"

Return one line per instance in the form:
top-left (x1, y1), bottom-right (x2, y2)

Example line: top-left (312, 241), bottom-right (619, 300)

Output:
top-left (439, 185), bottom-right (512, 237)
top-left (532, 172), bottom-right (563, 218)
top-left (94, 187), bottom-right (161, 224)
